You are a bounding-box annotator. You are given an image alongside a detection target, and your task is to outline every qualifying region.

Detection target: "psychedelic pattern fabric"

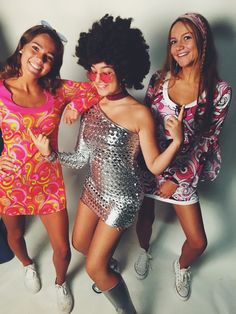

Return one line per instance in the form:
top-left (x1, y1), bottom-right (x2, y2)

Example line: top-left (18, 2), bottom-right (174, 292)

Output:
top-left (0, 80), bottom-right (99, 215)
top-left (142, 71), bottom-right (232, 205)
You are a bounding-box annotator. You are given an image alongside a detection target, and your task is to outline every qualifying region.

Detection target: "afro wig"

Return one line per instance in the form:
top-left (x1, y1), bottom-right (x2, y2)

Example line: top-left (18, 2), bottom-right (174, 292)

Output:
top-left (75, 14), bottom-right (150, 89)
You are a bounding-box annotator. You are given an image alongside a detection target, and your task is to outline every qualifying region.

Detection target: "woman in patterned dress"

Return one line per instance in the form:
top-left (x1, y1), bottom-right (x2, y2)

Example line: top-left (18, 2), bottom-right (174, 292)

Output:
top-left (30, 15), bottom-right (184, 313)
top-left (134, 13), bottom-right (232, 301)
top-left (0, 23), bottom-right (98, 313)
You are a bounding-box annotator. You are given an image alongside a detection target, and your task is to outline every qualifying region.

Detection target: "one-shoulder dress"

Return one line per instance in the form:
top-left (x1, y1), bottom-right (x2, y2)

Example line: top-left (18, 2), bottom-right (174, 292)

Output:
top-left (58, 104), bottom-right (144, 229)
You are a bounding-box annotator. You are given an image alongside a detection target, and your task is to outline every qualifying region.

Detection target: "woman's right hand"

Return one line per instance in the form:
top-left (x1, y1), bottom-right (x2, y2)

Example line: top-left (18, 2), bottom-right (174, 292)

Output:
top-left (28, 129), bottom-right (52, 157)
top-left (63, 106), bottom-right (80, 124)
top-left (165, 105), bottom-right (185, 145)
top-left (158, 179), bottom-right (178, 198)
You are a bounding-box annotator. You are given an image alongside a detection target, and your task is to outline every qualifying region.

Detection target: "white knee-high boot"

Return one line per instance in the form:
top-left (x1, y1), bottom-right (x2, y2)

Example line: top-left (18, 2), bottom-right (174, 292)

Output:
top-left (103, 278), bottom-right (137, 314)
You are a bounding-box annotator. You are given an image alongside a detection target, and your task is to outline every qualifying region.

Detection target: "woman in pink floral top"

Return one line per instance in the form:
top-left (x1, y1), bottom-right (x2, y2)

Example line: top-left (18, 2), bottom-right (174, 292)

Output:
top-left (134, 13), bottom-right (232, 301)
top-left (0, 23), bottom-right (98, 313)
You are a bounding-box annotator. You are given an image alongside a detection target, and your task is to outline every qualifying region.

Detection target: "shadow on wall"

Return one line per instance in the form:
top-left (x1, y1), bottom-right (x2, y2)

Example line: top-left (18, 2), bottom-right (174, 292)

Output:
top-left (0, 20), bottom-right (11, 154)
top-left (148, 24), bottom-right (169, 73)
top-left (199, 20), bottom-right (236, 201)
top-left (199, 19), bottom-right (236, 262)
top-left (0, 20), bottom-right (11, 63)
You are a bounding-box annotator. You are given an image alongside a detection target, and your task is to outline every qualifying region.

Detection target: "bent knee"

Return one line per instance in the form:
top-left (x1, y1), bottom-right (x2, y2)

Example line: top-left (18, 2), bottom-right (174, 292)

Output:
top-left (8, 229), bottom-right (25, 242)
top-left (85, 258), bottom-right (106, 281)
top-left (54, 244), bottom-right (71, 260)
top-left (72, 238), bottom-right (87, 256)
top-left (189, 237), bottom-right (207, 253)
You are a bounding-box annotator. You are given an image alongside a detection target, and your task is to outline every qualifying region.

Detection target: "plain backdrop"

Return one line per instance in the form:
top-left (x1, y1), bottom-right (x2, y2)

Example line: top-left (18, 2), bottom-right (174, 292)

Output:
top-left (0, 1), bottom-right (236, 313)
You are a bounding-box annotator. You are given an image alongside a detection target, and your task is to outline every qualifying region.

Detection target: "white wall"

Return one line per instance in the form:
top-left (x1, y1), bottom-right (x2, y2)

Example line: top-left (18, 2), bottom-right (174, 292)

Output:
top-left (0, 1), bottom-right (236, 313)
top-left (1, 0), bottom-right (235, 240)
top-left (1, 0), bottom-right (236, 244)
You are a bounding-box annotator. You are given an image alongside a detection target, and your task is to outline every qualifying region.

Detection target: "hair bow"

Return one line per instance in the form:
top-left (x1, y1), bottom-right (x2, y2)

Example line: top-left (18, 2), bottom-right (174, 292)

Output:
top-left (40, 20), bottom-right (68, 43)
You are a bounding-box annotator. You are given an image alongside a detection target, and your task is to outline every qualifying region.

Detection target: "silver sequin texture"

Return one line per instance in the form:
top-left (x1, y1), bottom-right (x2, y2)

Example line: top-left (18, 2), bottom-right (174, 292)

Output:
top-left (59, 104), bottom-right (144, 229)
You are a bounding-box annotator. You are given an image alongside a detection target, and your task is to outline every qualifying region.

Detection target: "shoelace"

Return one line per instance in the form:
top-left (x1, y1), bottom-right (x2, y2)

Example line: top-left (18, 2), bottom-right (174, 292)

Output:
top-left (177, 268), bottom-right (191, 288)
top-left (25, 267), bottom-right (37, 278)
top-left (57, 284), bottom-right (68, 295)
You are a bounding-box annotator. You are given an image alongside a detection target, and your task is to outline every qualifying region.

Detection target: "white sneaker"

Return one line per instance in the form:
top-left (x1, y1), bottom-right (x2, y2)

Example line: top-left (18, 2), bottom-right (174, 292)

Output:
top-left (55, 282), bottom-right (73, 314)
top-left (173, 260), bottom-right (191, 301)
top-left (134, 248), bottom-right (152, 280)
top-left (24, 263), bottom-right (41, 294)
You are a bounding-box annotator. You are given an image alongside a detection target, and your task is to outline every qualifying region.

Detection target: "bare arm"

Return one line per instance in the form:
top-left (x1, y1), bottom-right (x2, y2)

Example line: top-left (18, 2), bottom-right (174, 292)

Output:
top-left (138, 105), bottom-right (184, 176)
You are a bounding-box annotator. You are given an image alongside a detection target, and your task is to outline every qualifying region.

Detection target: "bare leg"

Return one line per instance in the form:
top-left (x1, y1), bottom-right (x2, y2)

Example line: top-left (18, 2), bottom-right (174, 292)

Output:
top-left (72, 201), bottom-right (136, 312)
top-left (40, 210), bottom-right (71, 285)
top-left (2, 215), bottom-right (32, 266)
top-left (72, 200), bottom-right (122, 289)
top-left (86, 220), bottom-right (137, 313)
top-left (72, 200), bottom-right (99, 255)
top-left (85, 219), bottom-right (123, 291)
top-left (136, 197), bottom-right (155, 251)
top-left (173, 202), bottom-right (207, 268)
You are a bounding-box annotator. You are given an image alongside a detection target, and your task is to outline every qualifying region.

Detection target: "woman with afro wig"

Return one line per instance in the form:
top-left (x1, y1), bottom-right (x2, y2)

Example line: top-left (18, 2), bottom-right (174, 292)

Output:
top-left (31, 14), bottom-right (184, 313)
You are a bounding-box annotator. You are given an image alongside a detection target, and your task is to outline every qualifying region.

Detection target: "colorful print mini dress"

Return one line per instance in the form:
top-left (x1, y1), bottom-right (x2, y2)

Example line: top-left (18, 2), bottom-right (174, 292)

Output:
top-left (0, 80), bottom-right (99, 215)
top-left (142, 71), bottom-right (232, 205)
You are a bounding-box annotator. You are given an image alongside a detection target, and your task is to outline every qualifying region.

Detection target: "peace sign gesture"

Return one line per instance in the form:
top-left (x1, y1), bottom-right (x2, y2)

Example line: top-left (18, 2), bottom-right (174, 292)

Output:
top-left (28, 129), bottom-right (52, 157)
top-left (165, 105), bottom-right (185, 145)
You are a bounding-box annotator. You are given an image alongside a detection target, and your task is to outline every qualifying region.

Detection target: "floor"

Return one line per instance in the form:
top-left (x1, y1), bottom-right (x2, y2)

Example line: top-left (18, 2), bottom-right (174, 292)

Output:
top-left (0, 168), bottom-right (236, 314)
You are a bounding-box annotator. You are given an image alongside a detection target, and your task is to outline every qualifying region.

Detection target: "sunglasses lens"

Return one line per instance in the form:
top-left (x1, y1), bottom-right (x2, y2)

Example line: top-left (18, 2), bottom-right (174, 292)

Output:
top-left (87, 71), bottom-right (96, 81)
top-left (87, 71), bottom-right (114, 83)
top-left (100, 73), bottom-right (113, 83)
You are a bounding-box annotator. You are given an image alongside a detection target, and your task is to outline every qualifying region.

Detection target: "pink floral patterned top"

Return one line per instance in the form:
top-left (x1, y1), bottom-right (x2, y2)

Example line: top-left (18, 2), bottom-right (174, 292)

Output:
top-left (142, 71), bottom-right (232, 205)
top-left (0, 80), bottom-right (99, 215)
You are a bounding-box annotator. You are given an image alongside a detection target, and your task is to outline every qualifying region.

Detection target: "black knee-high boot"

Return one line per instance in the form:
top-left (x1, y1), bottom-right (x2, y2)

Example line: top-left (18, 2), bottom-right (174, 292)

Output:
top-left (103, 278), bottom-right (137, 314)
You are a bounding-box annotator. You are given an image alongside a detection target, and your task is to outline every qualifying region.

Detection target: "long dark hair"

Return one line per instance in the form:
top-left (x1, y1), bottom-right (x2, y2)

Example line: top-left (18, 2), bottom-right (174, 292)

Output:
top-left (158, 13), bottom-right (219, 134)
top-left (0, 25), bottom-right (64, 94)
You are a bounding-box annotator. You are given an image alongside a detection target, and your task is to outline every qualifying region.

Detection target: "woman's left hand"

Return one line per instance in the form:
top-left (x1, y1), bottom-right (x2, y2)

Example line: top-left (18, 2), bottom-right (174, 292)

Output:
top-left (28, 129), bottom-right (51, 157)
top-left (63, 106), bottom-right (80, 124)
top-left (158, 180), bottom-right (178, 198)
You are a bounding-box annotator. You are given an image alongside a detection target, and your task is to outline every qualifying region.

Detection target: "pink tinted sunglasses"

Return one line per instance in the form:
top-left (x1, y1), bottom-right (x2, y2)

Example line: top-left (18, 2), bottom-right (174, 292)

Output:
top-left (87, 71), bottom-right (114, 83)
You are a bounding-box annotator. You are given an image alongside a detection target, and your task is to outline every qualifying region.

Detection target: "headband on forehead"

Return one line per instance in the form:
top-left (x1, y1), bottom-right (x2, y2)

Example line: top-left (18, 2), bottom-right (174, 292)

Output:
top-left (40, 20), bottom-right (68, 43)
top-left (177, 13), bottom-right (206, 39)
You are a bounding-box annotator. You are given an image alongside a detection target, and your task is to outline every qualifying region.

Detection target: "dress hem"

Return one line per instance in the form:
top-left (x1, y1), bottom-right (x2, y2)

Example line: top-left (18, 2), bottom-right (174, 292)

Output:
top-left (145, 194), bottom-right (199, 205)
top-left (0, 207), bottom-right (67, 216)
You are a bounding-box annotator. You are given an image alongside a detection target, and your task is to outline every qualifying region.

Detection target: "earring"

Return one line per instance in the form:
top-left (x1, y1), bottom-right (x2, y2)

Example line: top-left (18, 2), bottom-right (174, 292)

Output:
top-left (19, 50), bottom-right (22, 54)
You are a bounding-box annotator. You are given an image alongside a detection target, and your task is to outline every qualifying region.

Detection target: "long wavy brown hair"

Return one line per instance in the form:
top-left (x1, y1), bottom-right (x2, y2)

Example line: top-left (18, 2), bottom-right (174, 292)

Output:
top-left (157, 14), bottom-right (219, 134)
top-left (0, 25), bottom-right (64, 94)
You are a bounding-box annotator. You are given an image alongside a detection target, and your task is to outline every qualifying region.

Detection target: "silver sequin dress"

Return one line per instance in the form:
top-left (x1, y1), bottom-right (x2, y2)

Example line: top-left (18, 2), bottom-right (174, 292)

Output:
top-left (58, 104), bottom-right (144, 229)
